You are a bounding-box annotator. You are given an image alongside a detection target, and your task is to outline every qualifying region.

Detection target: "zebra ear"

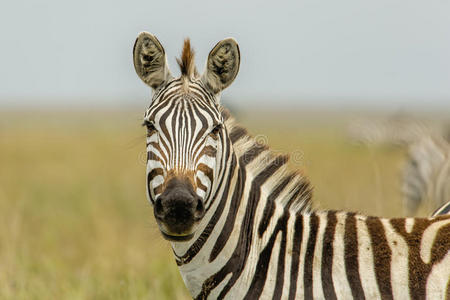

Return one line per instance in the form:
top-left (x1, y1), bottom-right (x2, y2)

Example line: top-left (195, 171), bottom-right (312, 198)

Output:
top-left (133, 32), bottom-right (173, 90)
top-left (201, 38), bottom-right (240, 94)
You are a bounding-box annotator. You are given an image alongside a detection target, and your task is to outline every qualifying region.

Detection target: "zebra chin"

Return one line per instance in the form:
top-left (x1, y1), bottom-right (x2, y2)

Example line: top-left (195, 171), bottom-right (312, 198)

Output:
top-left (159, 228), bottom-right (196, 242)
top-left (156, 220), bottom-right (200, 242)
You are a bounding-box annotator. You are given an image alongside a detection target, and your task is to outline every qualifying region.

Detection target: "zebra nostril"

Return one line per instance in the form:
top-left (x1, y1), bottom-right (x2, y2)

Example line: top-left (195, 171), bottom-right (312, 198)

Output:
top-left (194, 198), bottom-right (205, 219)
top-left (154, 198), bottom-right (164, 219)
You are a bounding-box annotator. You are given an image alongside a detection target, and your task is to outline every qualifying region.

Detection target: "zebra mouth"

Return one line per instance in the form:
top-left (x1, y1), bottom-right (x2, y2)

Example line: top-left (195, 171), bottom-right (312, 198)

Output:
top-left (161, 231), bottom-right (195, 242)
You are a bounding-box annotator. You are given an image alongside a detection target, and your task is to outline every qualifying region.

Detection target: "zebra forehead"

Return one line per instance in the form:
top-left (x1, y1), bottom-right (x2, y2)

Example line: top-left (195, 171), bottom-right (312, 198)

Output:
top-left (153, 81), bottom-right (216, 106)
top-left (146, 95), bottom-right (222, 124)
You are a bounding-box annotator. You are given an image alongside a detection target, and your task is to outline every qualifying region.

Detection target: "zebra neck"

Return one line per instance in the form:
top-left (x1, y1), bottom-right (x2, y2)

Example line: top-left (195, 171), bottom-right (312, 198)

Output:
top-left (169, 112), bottom-right (314, 297)
top-left (168, 150), bottom-right (241, 296)
top-left (225, 113), bottom-right (313, 220)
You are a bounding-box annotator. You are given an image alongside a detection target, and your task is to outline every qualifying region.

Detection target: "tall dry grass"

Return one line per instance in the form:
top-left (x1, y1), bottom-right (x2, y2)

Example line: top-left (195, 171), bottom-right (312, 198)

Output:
top-left (0, 109), bottom-right (409, 299)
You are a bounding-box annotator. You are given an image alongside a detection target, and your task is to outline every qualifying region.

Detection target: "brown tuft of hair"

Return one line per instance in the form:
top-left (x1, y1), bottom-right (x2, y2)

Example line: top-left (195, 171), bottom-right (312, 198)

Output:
top-left (176, 38), bottom-right (197, 78)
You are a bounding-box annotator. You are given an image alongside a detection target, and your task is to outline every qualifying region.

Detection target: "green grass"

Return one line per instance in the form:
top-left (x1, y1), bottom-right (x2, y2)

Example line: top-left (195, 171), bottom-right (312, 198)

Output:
top-left (0, 109), bottom-right (414, 299)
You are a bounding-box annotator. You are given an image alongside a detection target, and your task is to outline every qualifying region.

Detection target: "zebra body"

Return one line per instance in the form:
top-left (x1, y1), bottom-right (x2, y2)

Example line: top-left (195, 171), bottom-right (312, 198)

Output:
top-left (133, 32), bottom-right (450, 299)
top-left (175, 114), bottom-right (450, 299)
top-left (179, 209), bottom-right (450, 299)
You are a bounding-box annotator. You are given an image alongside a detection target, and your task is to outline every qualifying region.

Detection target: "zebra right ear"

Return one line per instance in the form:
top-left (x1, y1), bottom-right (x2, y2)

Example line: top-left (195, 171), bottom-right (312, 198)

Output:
top-left (133, 32), bottom-right (173, 90)
top-left (201, 38), bottom-right (240, 95)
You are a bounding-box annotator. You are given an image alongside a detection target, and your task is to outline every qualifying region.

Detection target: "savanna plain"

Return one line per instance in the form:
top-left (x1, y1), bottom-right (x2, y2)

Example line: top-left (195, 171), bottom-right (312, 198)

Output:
top-left (0, 108), bottom-right (425, 299)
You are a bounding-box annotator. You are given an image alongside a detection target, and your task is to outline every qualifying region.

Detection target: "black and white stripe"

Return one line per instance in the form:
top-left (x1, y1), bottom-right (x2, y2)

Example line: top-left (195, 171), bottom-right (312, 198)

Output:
top-left (173, 114), bottom-right (450, 299)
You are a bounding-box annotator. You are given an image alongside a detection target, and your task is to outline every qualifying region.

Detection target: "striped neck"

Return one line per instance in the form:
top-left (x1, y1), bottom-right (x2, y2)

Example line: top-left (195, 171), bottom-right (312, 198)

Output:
top-left (169, 108), bottom-right (313, 297)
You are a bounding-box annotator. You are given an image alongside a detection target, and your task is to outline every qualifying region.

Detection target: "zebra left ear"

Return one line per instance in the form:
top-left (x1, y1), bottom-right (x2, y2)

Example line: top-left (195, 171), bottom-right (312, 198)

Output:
top-left (201, 38), bottom-right (240, 95)
top-left (133, 32), bottom-right (173, 90)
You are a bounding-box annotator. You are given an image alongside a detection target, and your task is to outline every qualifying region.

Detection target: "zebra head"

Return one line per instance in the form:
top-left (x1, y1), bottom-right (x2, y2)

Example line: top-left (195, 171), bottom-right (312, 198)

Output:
top-left (133, 32), bottom-right (240, 242)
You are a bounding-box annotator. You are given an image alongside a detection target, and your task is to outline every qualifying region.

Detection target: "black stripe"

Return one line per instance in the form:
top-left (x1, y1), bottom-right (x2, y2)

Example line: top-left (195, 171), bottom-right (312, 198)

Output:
top-left (204, 131), bottom-right (230, 208)
top-left (170, 102), bottom-right (181, 160)
top-left (258, 173), bottom-right (295, 237)
top-left (229, 127), bottom-right (247, 143)
top-left (154, 133), bottom-right (170, 165)
top-left (185, 101), bottom-right (197, 152)
top-left (366, 216), bottom-right (393, 300)
top-left (158, 100), bottom-right (177, 150)
top-left (321, 211), bottom-right (338, 300)
top-left (241, 144), bottom-right (267, 166)
top-left (272, 217), bottom-right (288, 300)
top-left (303, 213), bottom-right (319, 299)
top-left (344, 213), bottom-right (365, 299)
top-left (190, 102), bottom-right (210, 144)
top-left (288, 214), bottom-right (304, 300)
top-left (147, 167), bottom-right (164, 180)
top-left (148, 142), bottom-right (168, 163)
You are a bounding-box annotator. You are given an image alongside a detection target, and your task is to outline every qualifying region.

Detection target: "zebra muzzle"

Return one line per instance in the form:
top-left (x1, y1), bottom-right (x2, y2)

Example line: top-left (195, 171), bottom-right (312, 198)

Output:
top-left (154, 177), bottom-right (205, 241)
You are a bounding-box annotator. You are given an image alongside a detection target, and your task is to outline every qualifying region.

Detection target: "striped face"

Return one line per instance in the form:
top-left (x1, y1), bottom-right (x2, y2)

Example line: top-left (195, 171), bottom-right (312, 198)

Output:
top-left (144, 79), bottom-right (225, 240)
top-left (134, 32), bottom-right (240, 241)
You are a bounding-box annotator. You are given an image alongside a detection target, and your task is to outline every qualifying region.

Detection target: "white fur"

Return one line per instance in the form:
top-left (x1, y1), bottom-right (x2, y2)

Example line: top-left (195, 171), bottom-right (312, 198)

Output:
top-left (381, 219), bottom-right (410, 299)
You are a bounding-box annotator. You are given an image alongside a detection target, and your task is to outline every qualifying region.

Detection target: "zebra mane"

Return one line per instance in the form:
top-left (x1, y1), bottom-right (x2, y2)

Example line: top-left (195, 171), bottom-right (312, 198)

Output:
top-left (220, 108), bottom-right (313, 214)
top-left (176, 38), bottom-right (198, 79)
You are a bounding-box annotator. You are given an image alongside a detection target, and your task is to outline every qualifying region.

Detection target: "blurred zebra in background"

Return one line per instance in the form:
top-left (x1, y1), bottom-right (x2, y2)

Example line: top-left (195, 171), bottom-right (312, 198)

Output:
top-left (403, 136), bottom-right (450, 216)
top-left (347, 113), bottom-right (450, 216)
top-left (347, 113), bottom-right (449, 147)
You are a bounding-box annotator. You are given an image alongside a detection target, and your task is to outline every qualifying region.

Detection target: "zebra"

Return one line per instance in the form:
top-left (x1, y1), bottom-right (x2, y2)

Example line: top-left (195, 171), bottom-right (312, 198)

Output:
top-left (133, 32), bottom-right (450, 299)
top-left (403, 136), bottom-right (450, 216)
top-left (346, 115), bottom-right (448, 147)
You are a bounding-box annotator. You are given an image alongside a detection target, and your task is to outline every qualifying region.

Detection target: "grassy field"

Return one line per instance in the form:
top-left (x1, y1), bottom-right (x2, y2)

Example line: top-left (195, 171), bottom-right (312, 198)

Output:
top-left (0, 108), bottom-right (417, 299)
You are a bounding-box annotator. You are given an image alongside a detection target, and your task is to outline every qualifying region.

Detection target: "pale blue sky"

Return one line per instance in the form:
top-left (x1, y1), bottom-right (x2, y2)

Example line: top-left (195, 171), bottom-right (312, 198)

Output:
top-left (1, 0), bottom-right (449, 109)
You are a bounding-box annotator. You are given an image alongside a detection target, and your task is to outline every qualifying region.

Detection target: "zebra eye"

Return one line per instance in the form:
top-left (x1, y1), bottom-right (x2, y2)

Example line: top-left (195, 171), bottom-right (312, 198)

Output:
top-left (143, 120), bottom-right (156, 132)
top-left (210, 124), bottom-right (222, 136)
